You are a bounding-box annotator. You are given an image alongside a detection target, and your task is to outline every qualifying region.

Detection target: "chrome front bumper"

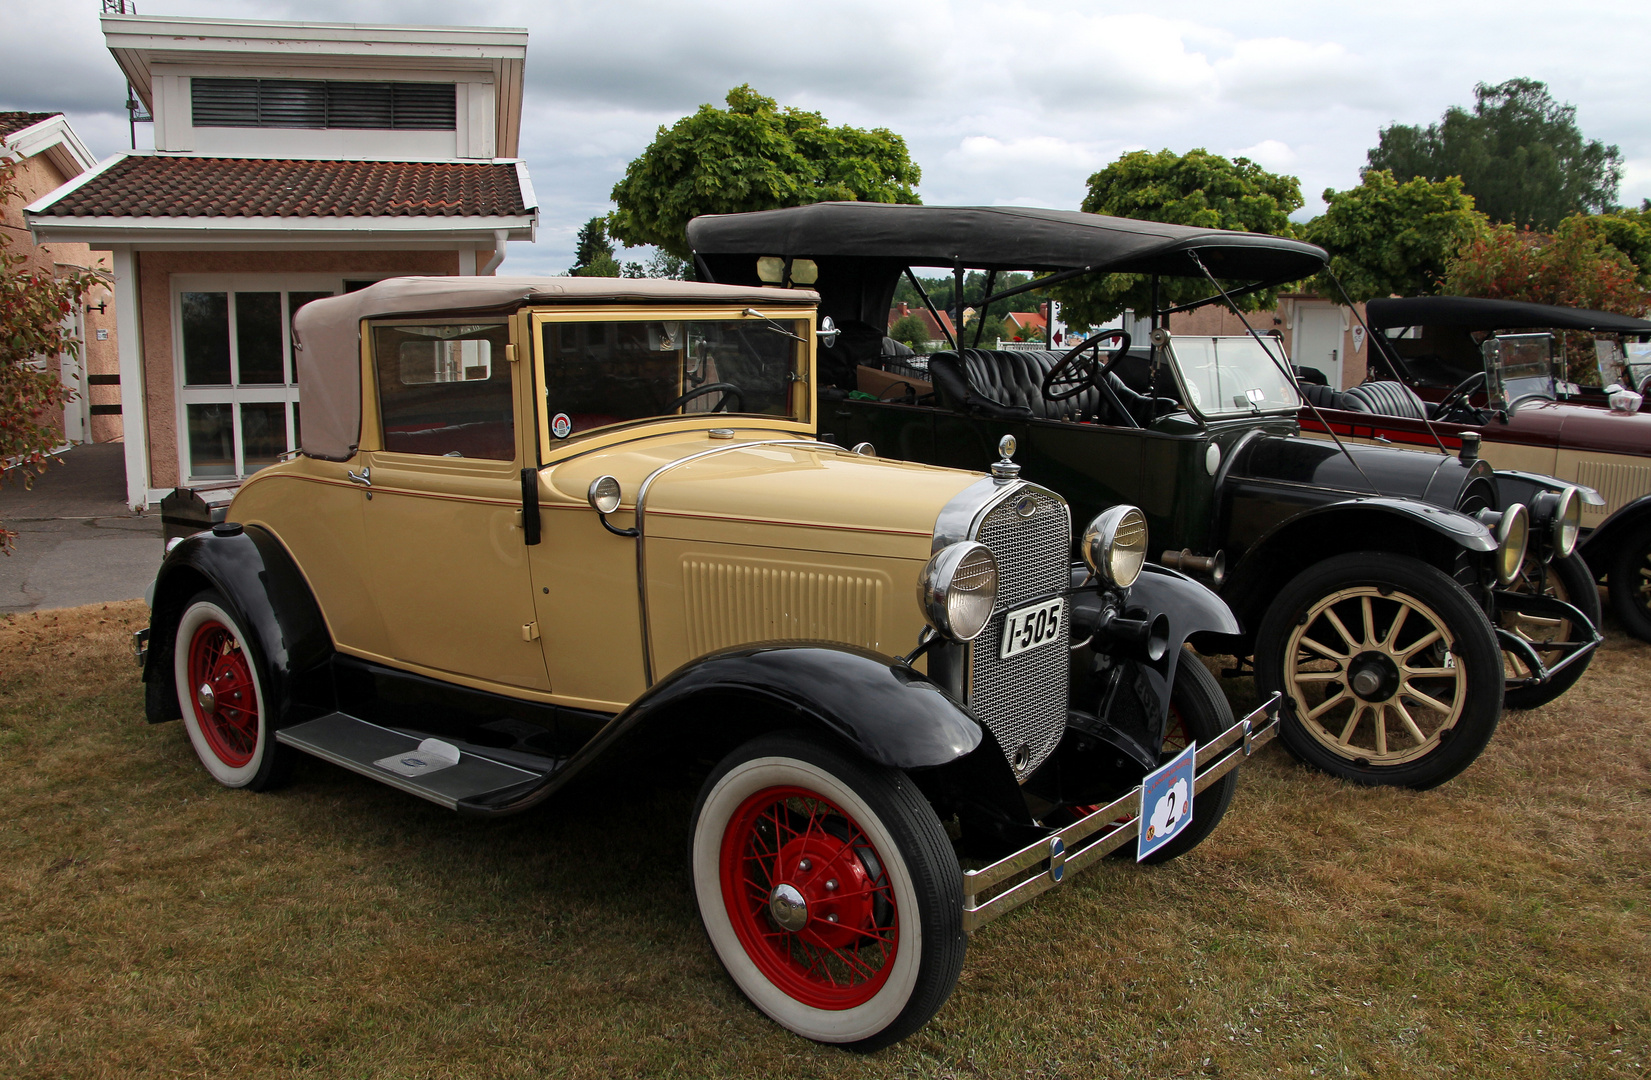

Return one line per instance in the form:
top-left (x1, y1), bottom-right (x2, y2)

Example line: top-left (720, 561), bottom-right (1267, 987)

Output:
top-left (961, 692), bottom-right (1281, 933)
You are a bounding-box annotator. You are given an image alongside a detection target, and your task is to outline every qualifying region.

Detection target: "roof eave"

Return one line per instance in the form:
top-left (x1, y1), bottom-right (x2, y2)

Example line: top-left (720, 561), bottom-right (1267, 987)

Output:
top-left (25, 214), bottom-right (537, 248)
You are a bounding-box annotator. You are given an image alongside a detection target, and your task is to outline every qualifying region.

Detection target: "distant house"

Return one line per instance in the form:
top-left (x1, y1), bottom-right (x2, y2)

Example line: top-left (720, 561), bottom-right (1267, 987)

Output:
top-left (1, 111), bottom-right (119, 446)
top-left (1004, 308), bottom-right (1047, 339)
top-left (25, 14), bottom-right (538, 509)
top-left (887, 301), bottom-right (955, 343)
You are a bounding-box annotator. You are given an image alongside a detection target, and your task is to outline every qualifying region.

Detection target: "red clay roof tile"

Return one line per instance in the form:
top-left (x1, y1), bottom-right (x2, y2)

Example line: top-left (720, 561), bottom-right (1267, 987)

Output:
top-left (36, 156), bottom-right (528, 219)
top-left (0, 112), bottom-right (62, 140)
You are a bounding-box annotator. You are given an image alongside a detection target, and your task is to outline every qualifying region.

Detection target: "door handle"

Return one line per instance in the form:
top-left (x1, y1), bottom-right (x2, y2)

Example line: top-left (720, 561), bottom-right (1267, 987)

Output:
top-left (347, 466), bottom-right (371, 487)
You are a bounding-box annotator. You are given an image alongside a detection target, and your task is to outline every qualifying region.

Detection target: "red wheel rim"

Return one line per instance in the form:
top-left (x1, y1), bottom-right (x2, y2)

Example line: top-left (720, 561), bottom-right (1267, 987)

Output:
top-left (187, 619), bottom-right (259, 768)
top-left (719, 785), bottom-right (898, 1010)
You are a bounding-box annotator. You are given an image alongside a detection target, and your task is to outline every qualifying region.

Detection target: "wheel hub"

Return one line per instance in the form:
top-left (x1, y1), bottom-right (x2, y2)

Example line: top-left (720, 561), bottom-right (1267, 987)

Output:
top-left (1347, 651), bottom-right (1400, 701)
top-left (768, 832), bottom-right (878, 949)
top-left (196, 682), bottom-right (217, 715)
top-left (768, 883), bottom-right (809, 932)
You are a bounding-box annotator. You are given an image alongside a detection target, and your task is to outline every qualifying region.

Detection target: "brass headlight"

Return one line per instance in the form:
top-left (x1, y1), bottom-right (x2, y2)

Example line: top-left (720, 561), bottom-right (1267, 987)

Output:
top-left (1530, 487), bottom-right (1582, 559)
top-left (917, 541), bottom-right (999, 642)
top-left (1082, 505), bottom-right (1149, 589)
top-left (1479, 504), bottom-right (1530, 585)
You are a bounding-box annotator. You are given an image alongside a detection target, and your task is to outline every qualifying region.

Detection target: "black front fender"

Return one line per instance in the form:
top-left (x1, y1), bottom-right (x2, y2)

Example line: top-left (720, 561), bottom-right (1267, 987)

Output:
top-left (142, 524), bottom-right (334, 727)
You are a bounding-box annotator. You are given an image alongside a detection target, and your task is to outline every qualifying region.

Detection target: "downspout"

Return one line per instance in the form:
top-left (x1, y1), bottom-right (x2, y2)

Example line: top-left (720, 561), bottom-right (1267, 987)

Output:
top-left (481, 230), bottom-right (509, 275)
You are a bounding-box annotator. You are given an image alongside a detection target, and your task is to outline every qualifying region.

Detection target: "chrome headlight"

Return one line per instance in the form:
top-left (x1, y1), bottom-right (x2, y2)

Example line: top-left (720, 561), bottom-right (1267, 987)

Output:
top-left (917, 541), bottom-right (999, 642)
top-left (1529, 486), bottom-right (1581, 559)
top-left (1479, 504), bottom-right (1530, 585)
top-left (1082, 505), bottom-right (1149, 589)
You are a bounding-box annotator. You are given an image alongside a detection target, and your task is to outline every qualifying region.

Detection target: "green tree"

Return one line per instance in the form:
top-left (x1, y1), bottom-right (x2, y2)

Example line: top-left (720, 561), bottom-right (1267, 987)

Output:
top-left (888, 313), bottom-right (930, 351)
top-left (1442, 214), bottom-right (1647, 315)
top-left (1, 150), bottom-right (96, 552)
top-left (1586, 202), bottom-right (1651, 287)
top-left (570, 217), bottom-right (620, 277)
top-left (1367, 78), bottom-right (1622, 229)
top-left (1304, 170), bottom-right (1487, 302)
top-left (1050, 148), bottom-right (1303, 327)
top-left (609, 84), bottom-right (921, 260)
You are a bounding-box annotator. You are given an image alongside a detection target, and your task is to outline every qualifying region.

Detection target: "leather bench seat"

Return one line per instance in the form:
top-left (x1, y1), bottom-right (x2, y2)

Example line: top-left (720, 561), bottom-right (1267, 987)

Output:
top-left (928, 349), bottom-right (1153, 423)
top-left (1339, 380), bottom-right (1430, 420)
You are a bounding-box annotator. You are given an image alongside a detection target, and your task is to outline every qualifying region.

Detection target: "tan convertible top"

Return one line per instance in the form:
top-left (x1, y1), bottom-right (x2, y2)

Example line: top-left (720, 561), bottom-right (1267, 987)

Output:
top-left (292, 275), bottom-right (820, 461)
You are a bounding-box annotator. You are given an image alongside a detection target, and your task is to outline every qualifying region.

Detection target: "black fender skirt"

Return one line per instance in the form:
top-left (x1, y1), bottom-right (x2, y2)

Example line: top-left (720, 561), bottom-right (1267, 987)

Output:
top-left (1580, 493), bottom-right (1651, 577)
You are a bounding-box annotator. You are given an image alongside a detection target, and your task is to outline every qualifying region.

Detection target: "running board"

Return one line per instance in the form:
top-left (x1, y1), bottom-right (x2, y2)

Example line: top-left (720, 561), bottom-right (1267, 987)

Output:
top-left (276, 712), bottom-right (552, 811)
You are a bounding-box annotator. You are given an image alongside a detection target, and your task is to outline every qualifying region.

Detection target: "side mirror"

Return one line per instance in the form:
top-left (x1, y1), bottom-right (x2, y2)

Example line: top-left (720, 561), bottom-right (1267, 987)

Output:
top-left (587, 476), bottom-right (638, 537)
top-left (817, 316), bottom-right (841, 349)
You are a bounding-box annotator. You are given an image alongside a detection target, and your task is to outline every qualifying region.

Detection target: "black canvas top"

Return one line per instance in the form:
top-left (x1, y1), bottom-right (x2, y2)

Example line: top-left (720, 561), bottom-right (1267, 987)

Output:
top-left (688, 202), bottom-right (1327, 280)
top-left (1368, 296), bottom-right (1651, 334)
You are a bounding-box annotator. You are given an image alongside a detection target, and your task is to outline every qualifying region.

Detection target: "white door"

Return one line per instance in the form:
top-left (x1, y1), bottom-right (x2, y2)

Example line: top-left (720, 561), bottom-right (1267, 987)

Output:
top-left (1294, 306), bottom-right (1347, 390)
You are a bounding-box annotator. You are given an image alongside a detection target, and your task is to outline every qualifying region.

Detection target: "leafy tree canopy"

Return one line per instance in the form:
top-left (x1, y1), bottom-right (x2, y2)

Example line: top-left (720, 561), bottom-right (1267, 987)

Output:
top-left (1, 150), bottom-right (96, 552)
top-left (894, 270), bottom-right (1044, 325)
top-left (1585, 202), bottom-right (1651, 287)
top-left (1050, 148), bottom-right (1303, 327)
top-left (1367, 78), bottom-right (1622, 230)
top-left (1442, 214), bottom-right (1647, 316)
top-left (609, 85), bottom-right (921, 260)
top-left (888, 313), bottom-right (931, 352)
top-left (1304, 170), bottom-right (1488, 302)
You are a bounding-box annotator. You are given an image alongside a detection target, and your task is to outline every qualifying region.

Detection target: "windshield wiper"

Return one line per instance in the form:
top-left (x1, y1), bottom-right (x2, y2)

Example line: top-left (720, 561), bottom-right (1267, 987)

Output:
top-left (741, 308), bottom-right (806, 343)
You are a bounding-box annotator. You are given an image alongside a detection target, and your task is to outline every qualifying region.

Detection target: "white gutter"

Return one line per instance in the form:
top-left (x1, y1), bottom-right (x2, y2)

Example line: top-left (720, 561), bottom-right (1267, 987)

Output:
top-left (481, 229), bottom-right (509, 274)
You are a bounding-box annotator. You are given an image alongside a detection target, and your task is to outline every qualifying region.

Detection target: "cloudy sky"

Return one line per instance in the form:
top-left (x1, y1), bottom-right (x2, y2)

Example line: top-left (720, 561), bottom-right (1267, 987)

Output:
top-left (4, 0), bottom-right (1649, 276)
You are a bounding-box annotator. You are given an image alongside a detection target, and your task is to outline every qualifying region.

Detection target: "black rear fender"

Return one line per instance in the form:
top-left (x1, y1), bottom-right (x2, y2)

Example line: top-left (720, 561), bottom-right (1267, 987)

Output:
top-left (143, 525), bottom-right (334, 726)
top-left (1222, 499), bottom-right (1495, 639)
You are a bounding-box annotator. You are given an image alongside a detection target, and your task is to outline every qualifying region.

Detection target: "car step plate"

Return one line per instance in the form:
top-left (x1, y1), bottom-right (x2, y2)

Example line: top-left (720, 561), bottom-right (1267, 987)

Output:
top-left (277, 713), bottom-right (546, 811)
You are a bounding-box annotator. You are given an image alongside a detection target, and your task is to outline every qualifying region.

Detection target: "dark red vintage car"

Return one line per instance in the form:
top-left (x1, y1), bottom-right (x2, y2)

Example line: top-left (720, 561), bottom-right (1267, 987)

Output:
top-left (1297, 296), bottom-right (1651, 644)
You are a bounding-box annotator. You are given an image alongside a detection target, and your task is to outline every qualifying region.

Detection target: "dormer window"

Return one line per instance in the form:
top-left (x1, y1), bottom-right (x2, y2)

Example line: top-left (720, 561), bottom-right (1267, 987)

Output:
top-left (192, 78), bottom-right (457, 131)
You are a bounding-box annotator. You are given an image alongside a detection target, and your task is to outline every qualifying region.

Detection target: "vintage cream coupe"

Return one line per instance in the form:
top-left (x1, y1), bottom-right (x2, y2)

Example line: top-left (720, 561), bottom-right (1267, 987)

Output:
top-left (134, 277), bottom-right (1277, 1049)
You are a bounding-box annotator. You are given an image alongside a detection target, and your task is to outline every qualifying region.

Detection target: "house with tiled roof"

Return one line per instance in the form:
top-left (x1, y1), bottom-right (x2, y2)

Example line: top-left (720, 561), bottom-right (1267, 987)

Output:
top-left (25, 14), bottom-right (538, 508)
top-left (2, 111), bottom-right (118, 445)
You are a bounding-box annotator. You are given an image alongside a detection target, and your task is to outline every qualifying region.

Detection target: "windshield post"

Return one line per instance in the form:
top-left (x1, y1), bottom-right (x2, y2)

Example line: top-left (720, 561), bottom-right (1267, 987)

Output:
top-left (953, 260), bottom-right (965, 356)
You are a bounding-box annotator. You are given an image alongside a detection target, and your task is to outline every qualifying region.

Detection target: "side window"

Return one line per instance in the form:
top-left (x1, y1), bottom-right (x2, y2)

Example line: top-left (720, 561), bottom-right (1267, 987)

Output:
top-left (371, 322), bottom-right (515, 460)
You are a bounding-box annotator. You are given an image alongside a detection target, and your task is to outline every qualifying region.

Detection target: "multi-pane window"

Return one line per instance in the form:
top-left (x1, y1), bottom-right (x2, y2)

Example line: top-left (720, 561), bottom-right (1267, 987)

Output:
top-left (192, 78), bottom-right (457, 131)
top-left (175, 282), bottom-right (342, 480)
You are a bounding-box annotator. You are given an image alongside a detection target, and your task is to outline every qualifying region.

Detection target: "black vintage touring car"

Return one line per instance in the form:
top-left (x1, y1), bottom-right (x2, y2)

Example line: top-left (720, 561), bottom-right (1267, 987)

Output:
top-left (690, 203), bottom-right (1599, 790)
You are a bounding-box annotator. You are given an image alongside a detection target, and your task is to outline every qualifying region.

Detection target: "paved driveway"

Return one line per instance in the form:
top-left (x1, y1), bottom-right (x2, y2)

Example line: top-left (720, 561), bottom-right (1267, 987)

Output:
top-left (0, 443), bottom-right (162, 614)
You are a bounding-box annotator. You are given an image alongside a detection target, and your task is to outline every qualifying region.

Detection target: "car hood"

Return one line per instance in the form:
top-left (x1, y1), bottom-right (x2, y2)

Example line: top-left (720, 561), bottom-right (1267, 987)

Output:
top-left (1237, 432), bottom-right (1487, 508)
top-left (1497, 399), bottom-right (1651, 457)
top-left (540, 427), bottom-right (979, 558)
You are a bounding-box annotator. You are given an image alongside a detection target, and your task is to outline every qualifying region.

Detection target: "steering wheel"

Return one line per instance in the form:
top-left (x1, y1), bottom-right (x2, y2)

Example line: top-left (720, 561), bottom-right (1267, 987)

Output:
top-left (1434, 371), bottom-right (1487, 424)
top-left (667, 381), bottom-right (744, 414)
top-left (1041, 330), bottom-right (1132, 402)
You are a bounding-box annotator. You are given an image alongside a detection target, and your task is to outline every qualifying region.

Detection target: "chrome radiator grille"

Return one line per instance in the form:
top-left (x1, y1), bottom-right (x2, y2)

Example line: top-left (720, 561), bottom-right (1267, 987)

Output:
top-left (968, 486), bottom-right (1072, 779)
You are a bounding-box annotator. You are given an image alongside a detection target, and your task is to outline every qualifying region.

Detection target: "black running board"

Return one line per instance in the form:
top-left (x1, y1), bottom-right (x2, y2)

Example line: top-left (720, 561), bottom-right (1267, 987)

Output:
top-left (276, 712), bottom-right (555, 812)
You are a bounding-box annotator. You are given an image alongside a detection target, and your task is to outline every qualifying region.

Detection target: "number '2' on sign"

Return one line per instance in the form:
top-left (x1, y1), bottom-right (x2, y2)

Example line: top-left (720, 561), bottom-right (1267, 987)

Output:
top-left (1137, 739), bottom-right (1196, 861)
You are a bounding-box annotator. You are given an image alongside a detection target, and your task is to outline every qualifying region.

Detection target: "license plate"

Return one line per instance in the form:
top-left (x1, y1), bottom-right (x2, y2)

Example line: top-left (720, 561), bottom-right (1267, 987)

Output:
top-left (999, 597), bottom-right (1066, 659)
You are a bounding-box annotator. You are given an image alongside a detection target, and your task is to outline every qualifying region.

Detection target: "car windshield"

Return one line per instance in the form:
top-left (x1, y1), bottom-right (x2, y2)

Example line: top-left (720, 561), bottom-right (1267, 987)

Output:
top-left (1166, 335), bottom-right (1299, 418)
top-left (1483, 333), bottom-right (1555, 408)
top-left (540, 316), bottom-right (806, 439)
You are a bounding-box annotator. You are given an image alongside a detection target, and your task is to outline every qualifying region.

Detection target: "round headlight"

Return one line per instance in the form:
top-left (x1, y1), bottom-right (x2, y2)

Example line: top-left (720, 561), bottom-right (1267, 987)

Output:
top-left (1480, 503), bottom-right (1530, 586)
top-left (917, 541), bottom-right (999, 642)
top-left (1531, 486), bottom-right (1583, 559)
top-left (1082, 505), bottom-right (1149, 589)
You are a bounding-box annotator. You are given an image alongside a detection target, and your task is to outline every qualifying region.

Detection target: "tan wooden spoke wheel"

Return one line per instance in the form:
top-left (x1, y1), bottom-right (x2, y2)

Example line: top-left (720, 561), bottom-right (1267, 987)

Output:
top-left (1503, 557), bottom-right (1573, 678)
top-left (1283, 586), bottom-right (1466, 767)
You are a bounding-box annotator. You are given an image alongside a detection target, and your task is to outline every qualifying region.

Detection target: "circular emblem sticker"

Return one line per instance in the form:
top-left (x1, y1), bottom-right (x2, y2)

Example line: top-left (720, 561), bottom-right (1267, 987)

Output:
top-left (551, 412), bottom-right (572, 439)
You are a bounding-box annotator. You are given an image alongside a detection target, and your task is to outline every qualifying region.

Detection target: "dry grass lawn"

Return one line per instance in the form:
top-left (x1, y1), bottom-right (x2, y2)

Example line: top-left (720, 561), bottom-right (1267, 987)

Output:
top-left (1, 601), bottom-right (1647, 1079)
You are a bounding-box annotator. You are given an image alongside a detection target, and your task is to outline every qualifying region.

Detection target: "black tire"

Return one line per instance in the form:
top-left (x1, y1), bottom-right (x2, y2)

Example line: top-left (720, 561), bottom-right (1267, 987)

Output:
top-left (1608, 522), bottom-right (1651, 643)
top-left (1137, 655), bottom-right (1238, 865)
top-left (1255, 552), bottom-right (1503, 790)
top-left (1503, 552), bottom-right (1602, 711)
top-left (172, 589), bottom-right (293, 791)
top-left (689, 731), bottom-right (964, 1050)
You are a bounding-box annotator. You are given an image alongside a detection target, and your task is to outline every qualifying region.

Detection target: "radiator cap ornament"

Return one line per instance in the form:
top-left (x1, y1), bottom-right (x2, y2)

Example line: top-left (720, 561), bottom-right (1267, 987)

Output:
top-left (991, 434), bottom-right (1020, 482)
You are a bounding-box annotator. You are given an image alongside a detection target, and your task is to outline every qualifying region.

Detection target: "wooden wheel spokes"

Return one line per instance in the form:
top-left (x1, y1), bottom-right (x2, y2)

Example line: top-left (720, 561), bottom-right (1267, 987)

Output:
top-left (1501, 556), bottom-right (1574, 675)
top-left (1284, 586), bottom-right (1467, 766)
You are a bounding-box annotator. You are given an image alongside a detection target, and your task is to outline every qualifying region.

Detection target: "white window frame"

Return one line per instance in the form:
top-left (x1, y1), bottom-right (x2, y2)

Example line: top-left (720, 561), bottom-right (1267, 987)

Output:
top-left (171, 273), bottom-right (395, 483)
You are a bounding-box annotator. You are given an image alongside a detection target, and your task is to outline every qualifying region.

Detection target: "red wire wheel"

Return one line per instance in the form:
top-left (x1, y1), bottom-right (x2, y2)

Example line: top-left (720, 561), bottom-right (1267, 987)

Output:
top-left (718, 785), bottom-right (899, 1010)
top-left (186, 619), bottom-right (260, 769)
